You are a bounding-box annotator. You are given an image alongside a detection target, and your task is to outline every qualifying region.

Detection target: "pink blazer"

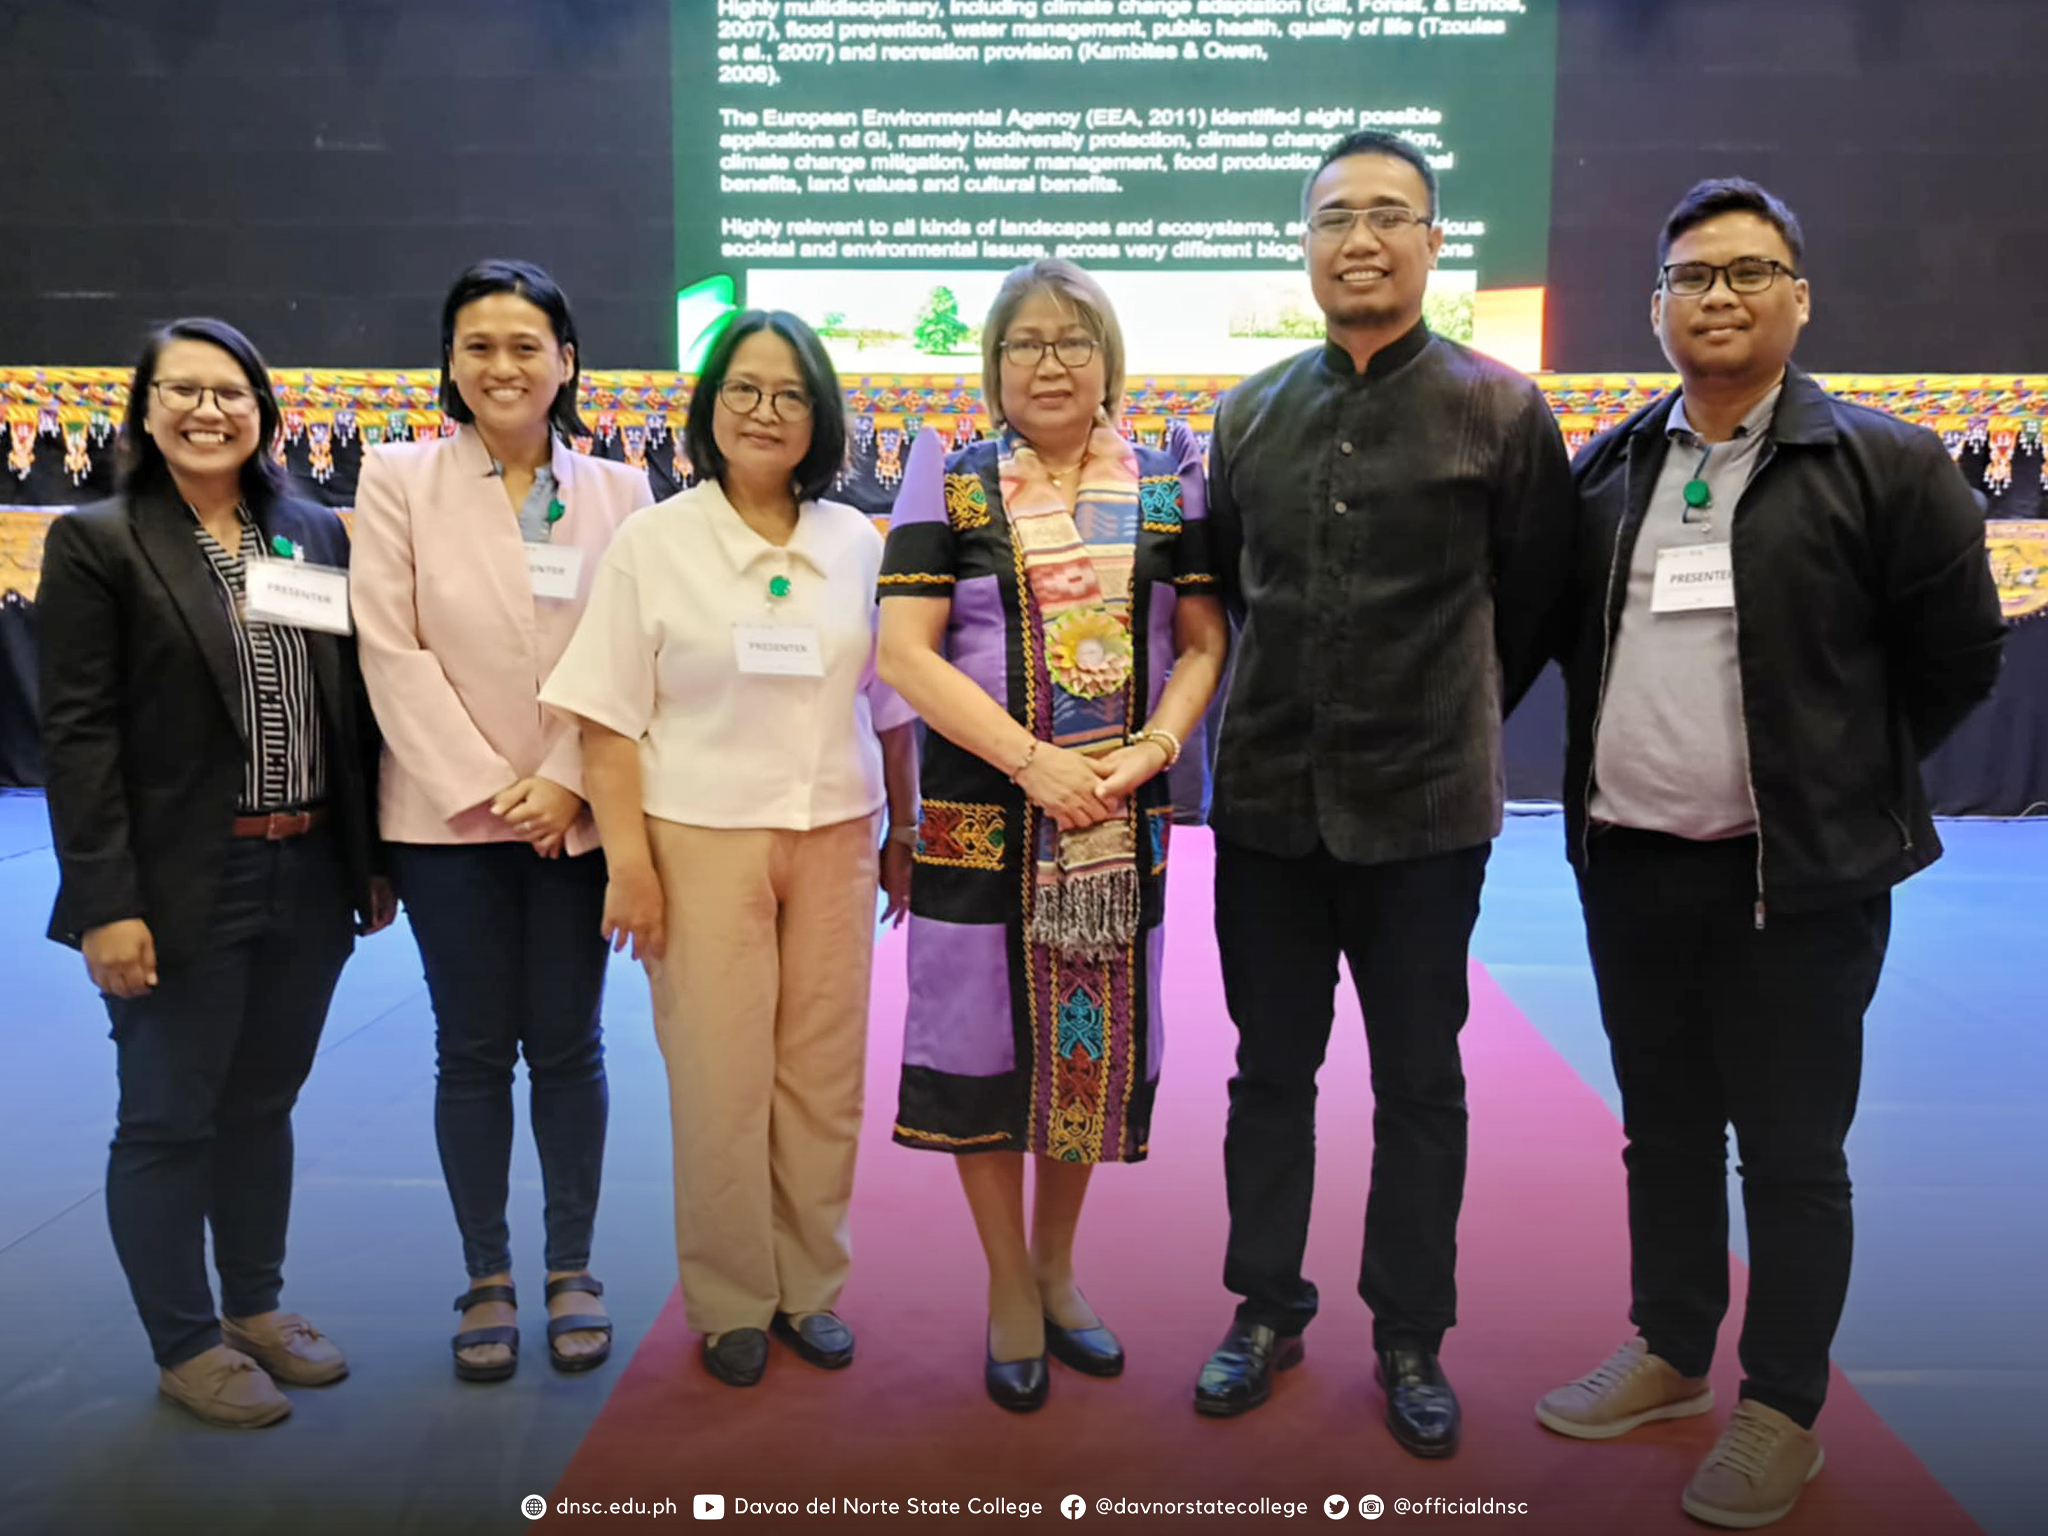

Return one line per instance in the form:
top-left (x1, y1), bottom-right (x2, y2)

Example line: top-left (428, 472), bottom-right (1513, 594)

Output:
top-left (350, 424), bottom-right (653, 853)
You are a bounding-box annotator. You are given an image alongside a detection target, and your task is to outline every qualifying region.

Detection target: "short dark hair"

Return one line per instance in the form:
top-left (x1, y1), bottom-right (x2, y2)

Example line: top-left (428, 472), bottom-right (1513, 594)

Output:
top-left (119, 317), bottom-right (286, 509)
top-left (438, 258), bottom-right (588, 440)
top-left (1303, 130), bottom-right (1439, 220)
top-left (685, 310), bottom-right (847, 505)
top-left (1658, 178), bottom-right (1806, 268)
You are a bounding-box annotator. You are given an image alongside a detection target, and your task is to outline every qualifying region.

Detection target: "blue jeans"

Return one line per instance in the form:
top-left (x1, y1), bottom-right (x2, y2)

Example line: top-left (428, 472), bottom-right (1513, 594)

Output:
top-left (104, 828), bottom-right (355, 1367)
top-left (390, 843), bottom-right (610, 1279)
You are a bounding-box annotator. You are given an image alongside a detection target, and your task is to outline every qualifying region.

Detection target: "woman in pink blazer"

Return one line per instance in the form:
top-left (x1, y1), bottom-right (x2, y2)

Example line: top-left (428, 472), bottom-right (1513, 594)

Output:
top-left (350, 260), bottom-right (652, 1382)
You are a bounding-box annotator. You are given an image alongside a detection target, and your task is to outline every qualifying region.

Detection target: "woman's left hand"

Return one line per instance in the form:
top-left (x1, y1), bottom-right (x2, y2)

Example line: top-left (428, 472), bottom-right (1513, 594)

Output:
top-left (879, 840), bottom-right (913, 927)
top-left (1090, 740), bottom-right (1171, 811)
top-left (492, 776), bottom-right (583, 857)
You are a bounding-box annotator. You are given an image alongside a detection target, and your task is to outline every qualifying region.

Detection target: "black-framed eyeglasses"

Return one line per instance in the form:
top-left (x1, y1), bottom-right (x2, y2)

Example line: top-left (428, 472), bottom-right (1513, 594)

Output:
top-left (1660, 258), bottom-right (1801, 297)
top-left (716, 380), bottom-right (812, 421)
top-left (152, 379), bottom-right (259, 415)
top-left (1306, 205), bottom-right (1432, 240)
top-left (999, 336), bottom-right (1097, 369)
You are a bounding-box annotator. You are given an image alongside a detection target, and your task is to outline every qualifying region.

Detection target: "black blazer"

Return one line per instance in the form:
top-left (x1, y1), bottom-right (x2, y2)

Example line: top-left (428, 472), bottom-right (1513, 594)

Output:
top-left (36, 482), bottom-right (383, 965)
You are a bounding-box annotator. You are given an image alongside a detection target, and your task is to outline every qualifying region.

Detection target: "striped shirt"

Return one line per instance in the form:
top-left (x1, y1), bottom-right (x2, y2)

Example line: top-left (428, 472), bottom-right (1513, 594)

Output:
top-left (192, 506), bottom-right (327, 812)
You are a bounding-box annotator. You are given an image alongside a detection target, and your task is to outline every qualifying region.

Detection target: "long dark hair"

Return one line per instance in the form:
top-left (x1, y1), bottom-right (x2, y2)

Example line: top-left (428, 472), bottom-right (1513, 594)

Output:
top-left (684, 310), bottom-right (847, 504)
top-left (118, 317), bottom-right (285, 509)
top-left (438, 258), bottom-right (588, 440)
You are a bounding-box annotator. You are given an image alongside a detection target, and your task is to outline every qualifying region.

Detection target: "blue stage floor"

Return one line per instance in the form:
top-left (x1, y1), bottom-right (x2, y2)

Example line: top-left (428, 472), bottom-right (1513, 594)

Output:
top-left (0, 790), bottom-right (2041, 1535)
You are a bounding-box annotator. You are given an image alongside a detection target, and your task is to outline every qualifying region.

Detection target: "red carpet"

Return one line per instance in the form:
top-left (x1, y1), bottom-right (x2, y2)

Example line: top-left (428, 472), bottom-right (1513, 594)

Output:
top-left (552, 829), bottom-right (1981, 1535)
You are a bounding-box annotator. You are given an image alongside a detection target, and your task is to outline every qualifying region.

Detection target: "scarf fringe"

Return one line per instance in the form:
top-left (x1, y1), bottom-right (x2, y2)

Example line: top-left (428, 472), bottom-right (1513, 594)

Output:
top-left (1027, 864), bottom-right (1139, 961)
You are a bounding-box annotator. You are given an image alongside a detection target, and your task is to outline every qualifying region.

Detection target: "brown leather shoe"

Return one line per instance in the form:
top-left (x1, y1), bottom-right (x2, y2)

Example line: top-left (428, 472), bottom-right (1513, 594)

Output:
top-left (222, 1311), bottom-right (349, 1386)
top-left (1681, 1400), bottom-right (1824, 1528)
top-left (158, 1345), bottom-right (292, 1428)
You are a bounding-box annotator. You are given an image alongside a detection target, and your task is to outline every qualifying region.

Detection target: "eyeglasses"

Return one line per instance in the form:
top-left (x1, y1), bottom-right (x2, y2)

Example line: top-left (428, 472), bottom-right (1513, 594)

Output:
top-left (1306, 205), bottom-right (1432, 240)
top-left (716, 380), bottom-right (813, 421)
top-left (1660, 258), bottom-right (1801, 297)
top-left (152, 380), bottom-right (259, 415)
top-left (1000, 336), bottom-right (1097, 369)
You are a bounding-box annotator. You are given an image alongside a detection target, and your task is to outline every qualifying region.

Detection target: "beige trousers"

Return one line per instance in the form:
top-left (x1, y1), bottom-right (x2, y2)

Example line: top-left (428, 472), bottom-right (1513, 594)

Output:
top-left (644, 812), bottom-right (880, 1336)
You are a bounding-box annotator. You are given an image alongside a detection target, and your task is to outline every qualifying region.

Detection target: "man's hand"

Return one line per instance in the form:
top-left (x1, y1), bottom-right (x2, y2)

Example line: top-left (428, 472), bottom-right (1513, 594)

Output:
top-left (359, 876), bottom-right (399, 936)
top-left (83, 918), bottom-right (157, 998)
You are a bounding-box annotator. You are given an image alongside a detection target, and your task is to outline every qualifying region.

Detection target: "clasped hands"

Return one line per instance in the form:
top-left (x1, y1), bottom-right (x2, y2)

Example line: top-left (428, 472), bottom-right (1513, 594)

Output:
top-left (1015, 738), bottom-right (1170, 831)
top-left (490, 776), bottom-right (581, 858)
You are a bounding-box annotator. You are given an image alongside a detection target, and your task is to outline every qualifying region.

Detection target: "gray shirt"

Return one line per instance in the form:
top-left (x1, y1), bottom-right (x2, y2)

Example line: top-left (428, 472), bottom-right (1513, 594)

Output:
top-left (1589, 386), bottom-right (1779, 839)
top-left (516, 464), bottom-right (560, 543)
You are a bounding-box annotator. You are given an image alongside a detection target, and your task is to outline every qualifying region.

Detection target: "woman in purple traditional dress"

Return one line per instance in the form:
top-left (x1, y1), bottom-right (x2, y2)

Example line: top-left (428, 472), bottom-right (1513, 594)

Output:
top-left (876, 260), bottom-right (1227, 1411)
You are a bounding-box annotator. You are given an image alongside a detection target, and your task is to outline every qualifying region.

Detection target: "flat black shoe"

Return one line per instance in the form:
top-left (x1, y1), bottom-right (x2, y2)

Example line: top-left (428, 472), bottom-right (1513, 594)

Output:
top-left (451, 1284), bottom-right (519, 1384)
top-left (985, 1348), bottom-right (1049, 1413)
top-left (1193, 1320), bottom-right (1304, 1416)
top-left (1376, 1348), bottom-right (1461, 1458)
top-left (1045, 1313), bottom-right (1124, 1377)
top-left (771, 1310), bottom-right (854, 1370)
top-left (544, 1274), bottom-right (614, 1374)
top-left (702, 1327), bottom-right (769, 1387)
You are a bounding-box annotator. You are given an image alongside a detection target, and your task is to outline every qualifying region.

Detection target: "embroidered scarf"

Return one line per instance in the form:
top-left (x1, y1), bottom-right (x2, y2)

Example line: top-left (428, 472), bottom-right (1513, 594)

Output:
top-left (1001, 425), bottom-right (1143, 959)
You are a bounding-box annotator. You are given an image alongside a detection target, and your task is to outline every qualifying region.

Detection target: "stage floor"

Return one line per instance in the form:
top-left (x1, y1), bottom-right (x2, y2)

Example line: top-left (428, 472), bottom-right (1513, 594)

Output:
top-left (0, 793), bottom-right (2041, 1536)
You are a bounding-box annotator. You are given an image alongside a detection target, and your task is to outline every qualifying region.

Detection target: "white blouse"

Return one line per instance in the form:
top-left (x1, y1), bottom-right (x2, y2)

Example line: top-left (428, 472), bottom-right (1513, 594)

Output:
top-left (540, 480), bottom-right (913, 831)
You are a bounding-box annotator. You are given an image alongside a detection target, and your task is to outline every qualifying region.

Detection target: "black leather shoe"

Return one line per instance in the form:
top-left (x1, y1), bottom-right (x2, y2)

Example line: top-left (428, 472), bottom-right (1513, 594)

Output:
top-left (986, 1340), bottom-right (1050, 1413)
top-left (771, 1310), bottom-right (854, 1370)
top-left (1045, 1313), bottom-right (1124, 1377)
top-left (1376, 1348), bottom-right (1461, 1457)
top-left (1193, 1320), bottom-right (1305, 1416)
top-left (702, 1328), bottom-right (769, 1387)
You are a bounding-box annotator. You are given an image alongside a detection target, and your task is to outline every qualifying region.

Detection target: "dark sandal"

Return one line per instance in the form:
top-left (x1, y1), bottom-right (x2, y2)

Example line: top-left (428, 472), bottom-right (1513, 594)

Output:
top-left (544, 1275), bottom-right (613, 1373)
top-left (452, 1284), bottom-right (519, 1383)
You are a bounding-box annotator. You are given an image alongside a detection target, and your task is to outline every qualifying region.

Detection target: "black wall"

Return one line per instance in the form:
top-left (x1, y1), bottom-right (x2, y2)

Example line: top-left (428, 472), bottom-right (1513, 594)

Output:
top-left (2, 0), bottom-right (2044, 372)
top-left (0, 0), bottom-right (674, 370)
top-left (1548, 0), bottom-right (2048, 371)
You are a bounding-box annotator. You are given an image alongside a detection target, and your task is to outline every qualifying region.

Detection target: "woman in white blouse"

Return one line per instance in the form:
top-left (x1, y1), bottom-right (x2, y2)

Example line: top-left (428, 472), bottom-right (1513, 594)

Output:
top-left (542, 310), bottom-right (917, 1388)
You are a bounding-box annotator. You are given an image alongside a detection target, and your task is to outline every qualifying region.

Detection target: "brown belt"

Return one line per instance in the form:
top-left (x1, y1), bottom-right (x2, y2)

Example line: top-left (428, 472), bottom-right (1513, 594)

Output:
top-left (231, 807), bottom-right (329, 840)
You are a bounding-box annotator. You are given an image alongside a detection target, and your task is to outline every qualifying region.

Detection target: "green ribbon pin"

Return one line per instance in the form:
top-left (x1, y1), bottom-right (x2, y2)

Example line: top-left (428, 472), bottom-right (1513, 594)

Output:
top-left (768, 574), bottom-right (792, 601)
top-left (545, 499), bottom-right (565, 525)
top-left (270, 534), bottom-right (297, 559)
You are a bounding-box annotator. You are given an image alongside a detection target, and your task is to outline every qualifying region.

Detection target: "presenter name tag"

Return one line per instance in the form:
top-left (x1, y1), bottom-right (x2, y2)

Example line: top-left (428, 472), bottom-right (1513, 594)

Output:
top-left (244, 559), bottom-right (352, 634)
top-left (525, 542), bottom-right (585, 600)
top-left (1651, 542), bottom-right (1735, 613)
top-left (732, 624), bottom-right (825, 677)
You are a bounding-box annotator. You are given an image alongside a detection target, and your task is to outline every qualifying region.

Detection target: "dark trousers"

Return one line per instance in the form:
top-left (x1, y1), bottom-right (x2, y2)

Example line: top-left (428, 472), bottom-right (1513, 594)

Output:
top-left (1580, 827), bottom-right (1889, 1428)
top-left (104, 829), bottom-right (355, 1368)
top-left (1214, 836), bottom-right (1491, 1351)
top-left (389, 842), bottom-right (610, 1279)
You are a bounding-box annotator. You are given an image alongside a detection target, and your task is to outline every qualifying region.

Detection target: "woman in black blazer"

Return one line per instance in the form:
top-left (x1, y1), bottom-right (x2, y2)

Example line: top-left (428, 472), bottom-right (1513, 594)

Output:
top-left (37, 318), bottom-right (394, 1428)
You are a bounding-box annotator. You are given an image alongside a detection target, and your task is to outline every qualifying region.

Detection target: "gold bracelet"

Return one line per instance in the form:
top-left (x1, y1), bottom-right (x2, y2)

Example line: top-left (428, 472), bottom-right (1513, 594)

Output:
top-left (1008, 739), bottom-right (1040, 781)
top-left (1134, 725), bottom-right (1182, 767)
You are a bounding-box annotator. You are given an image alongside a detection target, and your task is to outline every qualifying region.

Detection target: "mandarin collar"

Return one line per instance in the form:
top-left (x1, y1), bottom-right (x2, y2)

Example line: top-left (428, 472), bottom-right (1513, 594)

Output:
top-left (1320, 317), bottom-right (1432, 381)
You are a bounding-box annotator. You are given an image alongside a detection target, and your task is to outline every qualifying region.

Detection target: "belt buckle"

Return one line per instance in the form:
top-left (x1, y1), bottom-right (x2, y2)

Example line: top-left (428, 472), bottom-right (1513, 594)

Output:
top-left (266, 811), bottom-right (307, 840)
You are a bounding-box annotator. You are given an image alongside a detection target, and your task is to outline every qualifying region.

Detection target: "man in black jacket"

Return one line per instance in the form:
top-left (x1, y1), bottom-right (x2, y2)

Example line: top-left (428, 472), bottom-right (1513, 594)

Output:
top-left (1191, 130), bottom-right (1576, 1456)
top-left (1536, 179), bottom-right (2003, 1529)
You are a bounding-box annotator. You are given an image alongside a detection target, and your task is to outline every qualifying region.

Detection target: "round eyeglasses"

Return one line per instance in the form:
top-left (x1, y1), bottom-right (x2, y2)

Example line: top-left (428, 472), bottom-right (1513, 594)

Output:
top-left (716, 380), bottom-right (813, 420)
